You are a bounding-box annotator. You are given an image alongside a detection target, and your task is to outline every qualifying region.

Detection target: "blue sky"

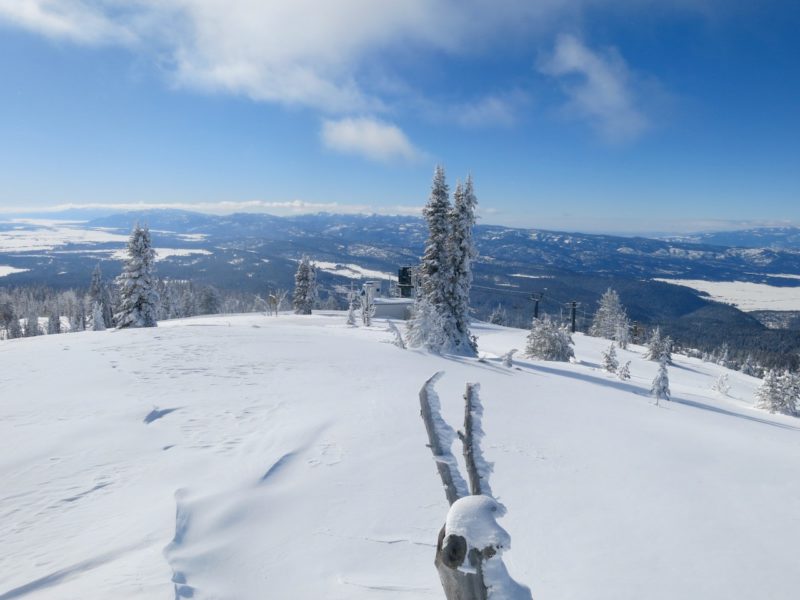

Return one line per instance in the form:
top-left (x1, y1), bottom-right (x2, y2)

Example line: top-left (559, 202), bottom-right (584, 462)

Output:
top-left (0, 1), bottom-right (798, 233)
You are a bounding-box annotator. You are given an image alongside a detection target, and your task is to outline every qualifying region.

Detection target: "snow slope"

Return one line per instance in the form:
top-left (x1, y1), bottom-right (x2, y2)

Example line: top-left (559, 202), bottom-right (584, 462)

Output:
top-left (1, 314), bottom-right (799, 600)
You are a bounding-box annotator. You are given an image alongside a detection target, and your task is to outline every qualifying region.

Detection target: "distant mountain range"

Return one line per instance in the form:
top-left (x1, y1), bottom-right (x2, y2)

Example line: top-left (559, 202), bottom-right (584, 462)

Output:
top-left (667, 226), bottom-right (800, 250)
top-left (2, 210), bottom-right (800, 365)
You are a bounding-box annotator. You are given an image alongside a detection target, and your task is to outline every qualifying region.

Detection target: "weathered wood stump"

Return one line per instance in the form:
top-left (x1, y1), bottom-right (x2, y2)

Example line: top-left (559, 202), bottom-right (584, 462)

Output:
top-left (420, 373), bottom-right (532, 600)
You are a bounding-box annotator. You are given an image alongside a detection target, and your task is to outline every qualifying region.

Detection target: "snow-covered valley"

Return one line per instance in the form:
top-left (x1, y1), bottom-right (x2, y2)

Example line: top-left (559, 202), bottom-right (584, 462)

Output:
top-left (1, 314), bottom-right (799, 599)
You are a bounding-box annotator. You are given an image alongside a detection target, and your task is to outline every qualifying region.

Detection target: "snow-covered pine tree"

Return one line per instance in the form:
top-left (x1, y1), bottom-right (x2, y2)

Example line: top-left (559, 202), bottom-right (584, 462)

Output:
top-left (346, 290), bottom-right (358, 327)
top-left (88, 263), bottom-right (115, 328)
top-left (407, 166), bottom-right (454, 351)
top-left (644, 327), bottom-right (663, 361)
top-left (617, 360), bottom-right (631, 380)
top-left (321, 294), bottom-right (340, 310)
top-left (602, 343), bottom-right (619, 373)
top-left (47, 311), bottom-right (61, 334)
top-left (740, 354), bottom-right (757, 377)
top-left (92, 302), bottom-right (106, 331)
top-left (589, 288), bottom-right (630, 347)
top-left (115, 223), bottom-right (159, 328)
top-left (501, 348), bottom-right (518, 368)
top-left (386, 321), bottom-right (406, 349)
top-left (406, 296), bottom-right (445, 352)
top-left (448, 175), bottom-right (478, 356)
top-left (6, 311), bottom-right (22, 339)
top-left (292, 255), bottom-right (316, 315)
top-left (488, 304), bottom-right (507, 325)
top-left (650, 354), bottom-right (671, 405)
top-left (181, 287), bottom-right (199, 317)
top-left (361, 287), bottom-right (375, 327)
top-left (662, 336), bottom-right (673, 364)
top-left (776, 370), bottom-right (798, 416)
top-left (755, 370), bottom-right (783, 413)
top-left (716, 342), bottom-right (730, 368)
top-left (712, 373), bottom-right (730, 396)
top-left (524, 315), bottom-right (575, 361)
top-left (199, 286), bottom-right (222, 315)
top-left (70, 299), bottom-right (87, 332)
top-left (24, 309), bottom-right (40, 337)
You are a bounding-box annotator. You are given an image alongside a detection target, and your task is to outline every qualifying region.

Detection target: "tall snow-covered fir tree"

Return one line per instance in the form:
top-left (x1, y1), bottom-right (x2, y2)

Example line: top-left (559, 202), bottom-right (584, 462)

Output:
top-left (292, 256), bottom-right (317, 315)
top-left (407, 166), bottom-right (479, 355)
top-left (524, 315), bottom-right (575, 362)
top-left (115, 223), bottom-right (159, 329)
top-left (650, 355), bottom-right (671, 405)
top-left (407, 166), bottom-right (454, 352)
top-left (448, 175), bottom-right (478, 355)
top-left (589, 288), bottom-right (630, 347)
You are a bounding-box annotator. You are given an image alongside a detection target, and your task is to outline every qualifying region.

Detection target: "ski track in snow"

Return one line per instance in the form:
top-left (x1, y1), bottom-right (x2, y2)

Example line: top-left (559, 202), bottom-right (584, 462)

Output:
top-left (1, 313), bottom-right (799, 599)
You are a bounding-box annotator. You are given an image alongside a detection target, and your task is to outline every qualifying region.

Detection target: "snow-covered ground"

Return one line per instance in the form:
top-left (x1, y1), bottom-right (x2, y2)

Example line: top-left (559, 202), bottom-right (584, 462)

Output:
top-left (110, 248), bottom-right (213, 262)
top-left (1, 314), bottom-right (799, 599)
top-left (0, 265), bottom-right (29, 278)
top-left (0, 225), bottom-right (129, 252)
top-left (655, 278), bottom-right (800, 311)
top-left (313, 261), bottom-right (397, 281)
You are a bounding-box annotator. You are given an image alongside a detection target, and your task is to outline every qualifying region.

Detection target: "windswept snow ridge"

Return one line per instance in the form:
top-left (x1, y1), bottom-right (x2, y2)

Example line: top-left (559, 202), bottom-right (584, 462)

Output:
top-left (1, 313), bottom-right (799, 599)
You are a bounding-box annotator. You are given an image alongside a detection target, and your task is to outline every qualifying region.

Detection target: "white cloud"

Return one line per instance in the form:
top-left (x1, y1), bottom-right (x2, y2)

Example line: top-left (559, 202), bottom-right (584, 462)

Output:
top-left (0, 0), bottom-right (135, 45)
top-left (0, 1), bottom-right (706, 142)
top-left (0, 200), bottom-right (423, 218)
top-left (0, 1), bottom-right (656, 114)
top-left (321, 117), bottom-right (420, 162)
top-left (539, 34), bottom-right (649, 142)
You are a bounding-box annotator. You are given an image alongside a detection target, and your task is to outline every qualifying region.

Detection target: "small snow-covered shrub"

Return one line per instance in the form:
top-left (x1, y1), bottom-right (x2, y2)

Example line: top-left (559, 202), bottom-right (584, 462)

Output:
top-left (602, 343), bottom-right (619, 373)
top-left (524, 316), bottom-right (574, 362)
top-left (617, 361), bottom-right (631, 381)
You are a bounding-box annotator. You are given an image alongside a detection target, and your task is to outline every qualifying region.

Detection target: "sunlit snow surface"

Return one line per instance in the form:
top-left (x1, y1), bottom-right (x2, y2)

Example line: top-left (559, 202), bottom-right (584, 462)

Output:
top-left (0, 225), bottom-right (129, 252)
top-left (312, 261), bottom-right (398, 281)
top-left (0, 266), bottom-right (29, 277)
top-left (655, 278), bottom-right (800, 311)
top-left (1, 314), bottom-right (799, 599)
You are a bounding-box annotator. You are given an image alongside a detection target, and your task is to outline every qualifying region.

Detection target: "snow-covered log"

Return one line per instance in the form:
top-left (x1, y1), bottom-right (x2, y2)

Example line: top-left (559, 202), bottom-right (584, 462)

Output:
top-left (421, 374), bottom-right (532, 600)
top-left (459, 384), bottom-right (492, 497)
top-left (419, 372), bottom-right (469, 506)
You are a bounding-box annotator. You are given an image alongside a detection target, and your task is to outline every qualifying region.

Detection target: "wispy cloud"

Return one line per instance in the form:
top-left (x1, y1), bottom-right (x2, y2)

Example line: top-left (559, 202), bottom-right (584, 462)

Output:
top-left (0, 200), bottom-right (423, 218)
top-left (0, 0), bottom-right (135, 45)
top-left (321, 117), bottom-right (421, 162)
top-left (538, 34), bottom-right (649, 142)
top-left (0, 1), bottom-right (699, 149)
